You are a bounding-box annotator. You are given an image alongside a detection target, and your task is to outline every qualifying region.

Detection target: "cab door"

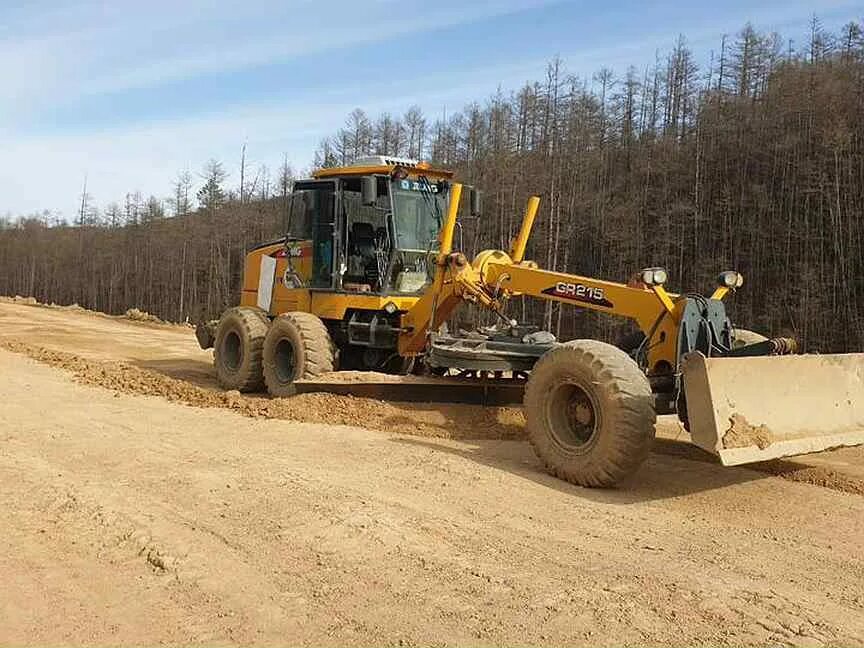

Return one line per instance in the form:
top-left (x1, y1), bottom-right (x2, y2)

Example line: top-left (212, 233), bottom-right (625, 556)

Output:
top-left (288, 181), bottom-right (336, 290)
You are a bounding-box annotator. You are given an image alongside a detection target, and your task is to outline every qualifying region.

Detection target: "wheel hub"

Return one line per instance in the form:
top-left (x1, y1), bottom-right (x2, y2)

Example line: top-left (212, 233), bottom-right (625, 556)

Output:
top-left (223, 331), bottom-right (242, 371)
top-left (571, 400), bottom-right (594, 427)
top-left (274, 338), bottom-right (296, 383)
top-left (547, 382), bottom-right (599, 451)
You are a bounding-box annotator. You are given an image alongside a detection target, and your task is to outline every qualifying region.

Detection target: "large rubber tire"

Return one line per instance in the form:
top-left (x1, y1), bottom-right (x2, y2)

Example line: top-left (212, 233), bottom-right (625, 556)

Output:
top-left (213, 307), bottom-right (269, 392)
top-left (263, 312), bottom-right (335, 397)
top-left (524, 340), bottom-right (656, 488)
top-left (731, 328), bottom-right (768, 349)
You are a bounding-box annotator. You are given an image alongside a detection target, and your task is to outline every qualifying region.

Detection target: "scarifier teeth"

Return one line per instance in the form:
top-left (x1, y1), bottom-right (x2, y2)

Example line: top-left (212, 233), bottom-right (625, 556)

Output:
top-left (768, 337), bottom-right (798, 355)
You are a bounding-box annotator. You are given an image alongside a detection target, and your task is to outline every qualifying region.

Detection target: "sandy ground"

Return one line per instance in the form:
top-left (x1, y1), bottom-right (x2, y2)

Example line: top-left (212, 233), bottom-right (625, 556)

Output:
top-left (1, 300), bottom-right (864, 646)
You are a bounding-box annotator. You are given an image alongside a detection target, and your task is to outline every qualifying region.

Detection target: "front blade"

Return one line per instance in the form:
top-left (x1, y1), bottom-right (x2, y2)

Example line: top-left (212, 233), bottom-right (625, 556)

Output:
top-left (681, 352), bottom-right (864, 465)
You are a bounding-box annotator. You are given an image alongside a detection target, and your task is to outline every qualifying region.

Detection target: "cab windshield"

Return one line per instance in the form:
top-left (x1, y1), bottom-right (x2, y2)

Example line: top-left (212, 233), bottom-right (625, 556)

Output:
top-left (387, 177), bottom-right (449, 293)
top-left (390, 178), bottom-right (448, 252)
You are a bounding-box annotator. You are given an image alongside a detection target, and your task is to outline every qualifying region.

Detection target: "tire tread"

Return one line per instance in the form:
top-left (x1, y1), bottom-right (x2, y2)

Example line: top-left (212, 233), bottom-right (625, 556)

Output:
top-left (214, 306), bottom-right (269, 392)
top-left (524, 339), bottom-right (656, 487)
top-left (263, 311), bottom-right (335, 396)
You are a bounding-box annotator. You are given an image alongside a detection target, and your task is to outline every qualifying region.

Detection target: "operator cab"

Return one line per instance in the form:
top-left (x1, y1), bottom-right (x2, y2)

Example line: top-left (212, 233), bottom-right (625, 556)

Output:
top-left (284, 156), bottom-right (453, 296)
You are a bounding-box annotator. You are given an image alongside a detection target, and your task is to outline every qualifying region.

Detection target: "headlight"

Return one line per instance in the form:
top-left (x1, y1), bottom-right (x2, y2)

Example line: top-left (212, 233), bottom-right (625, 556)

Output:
top-left (383, 301), bottom-right (398, 314)
top-left (639, 267), bottom-right (668, 286)
top-left (718, 271), bottom-right (743, 289)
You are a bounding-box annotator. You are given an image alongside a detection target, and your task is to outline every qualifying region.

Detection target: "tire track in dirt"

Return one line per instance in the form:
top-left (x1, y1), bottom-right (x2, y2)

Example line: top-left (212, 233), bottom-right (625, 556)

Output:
top-left (2, 339), bottom-right (862, 496)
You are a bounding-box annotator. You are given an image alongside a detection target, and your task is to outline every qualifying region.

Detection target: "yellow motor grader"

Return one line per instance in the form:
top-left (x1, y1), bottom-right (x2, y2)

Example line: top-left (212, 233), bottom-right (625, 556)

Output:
top-left (197, 155), bottom-right (864, 487)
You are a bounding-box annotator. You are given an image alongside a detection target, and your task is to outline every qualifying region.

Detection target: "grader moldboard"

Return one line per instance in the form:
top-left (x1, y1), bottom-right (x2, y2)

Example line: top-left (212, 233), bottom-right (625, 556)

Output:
top-left (197, 155), bottom-right (864, 487)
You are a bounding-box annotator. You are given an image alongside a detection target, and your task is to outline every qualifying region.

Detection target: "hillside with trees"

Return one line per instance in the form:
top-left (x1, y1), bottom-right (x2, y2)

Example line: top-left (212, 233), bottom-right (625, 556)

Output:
top-left (1, 20), bottom-right (862, 351)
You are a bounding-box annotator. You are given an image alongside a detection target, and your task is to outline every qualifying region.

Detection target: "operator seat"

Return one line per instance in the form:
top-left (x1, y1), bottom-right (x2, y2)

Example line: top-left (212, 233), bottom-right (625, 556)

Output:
top-left (350, 222), bottom-right (376, 258)
top-left (346, 222), bottom-right (379, 289)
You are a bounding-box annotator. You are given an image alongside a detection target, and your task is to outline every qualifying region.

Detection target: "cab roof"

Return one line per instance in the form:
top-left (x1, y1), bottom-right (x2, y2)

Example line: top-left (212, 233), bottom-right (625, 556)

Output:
top-left (312, 155), bottom-right (454, 180)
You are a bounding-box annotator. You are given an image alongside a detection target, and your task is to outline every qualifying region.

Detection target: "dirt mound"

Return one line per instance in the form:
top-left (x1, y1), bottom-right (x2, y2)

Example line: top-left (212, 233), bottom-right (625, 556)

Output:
top-left (0, 340), bottom-right (525, 441)
top-left (1, 295), bottom-right (186, 328)
top-left (0, 295), bottom-right (38, 305)
top-left (754, 459), bottom-right (864, 495)
top-left (722, 413), bottom-right (773, 449)
top-left (0, 297), bottom-right (88, 312)
top-left (123, 308), bottom-right (163, 323)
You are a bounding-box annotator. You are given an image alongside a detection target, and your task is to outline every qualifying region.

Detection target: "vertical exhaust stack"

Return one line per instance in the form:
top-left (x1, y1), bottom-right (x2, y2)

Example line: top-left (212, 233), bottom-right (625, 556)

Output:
top-left (682, 352), bottom-right (864, 465)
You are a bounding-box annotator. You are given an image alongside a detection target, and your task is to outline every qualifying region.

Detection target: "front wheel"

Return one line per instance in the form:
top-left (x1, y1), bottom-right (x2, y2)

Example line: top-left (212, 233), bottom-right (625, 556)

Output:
top-left (524, 340), bottom-right (656, 487)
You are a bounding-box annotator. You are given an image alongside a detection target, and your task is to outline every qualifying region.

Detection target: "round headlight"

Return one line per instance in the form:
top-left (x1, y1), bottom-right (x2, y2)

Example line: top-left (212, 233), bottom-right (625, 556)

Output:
top-left (718, 271), bottom-right (742, 288)
top-left (639, 267), bottom-right (668, 286)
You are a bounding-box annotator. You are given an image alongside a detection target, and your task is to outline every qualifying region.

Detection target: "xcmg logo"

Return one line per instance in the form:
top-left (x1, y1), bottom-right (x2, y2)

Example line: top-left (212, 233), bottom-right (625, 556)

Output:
top-left (274, 245), bottom-right (308, 259)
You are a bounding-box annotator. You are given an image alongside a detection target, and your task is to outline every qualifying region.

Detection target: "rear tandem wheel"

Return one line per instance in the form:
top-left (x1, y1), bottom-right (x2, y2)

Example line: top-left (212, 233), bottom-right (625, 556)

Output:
top-left (213, 306), bottom-right (269, 392)
top-left (262, 312), bottom-right (336, 397)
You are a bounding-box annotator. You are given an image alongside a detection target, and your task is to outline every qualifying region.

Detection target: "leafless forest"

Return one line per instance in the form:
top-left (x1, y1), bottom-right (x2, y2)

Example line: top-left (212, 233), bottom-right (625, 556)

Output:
top-left (1, 21), bottom-right (862, 351)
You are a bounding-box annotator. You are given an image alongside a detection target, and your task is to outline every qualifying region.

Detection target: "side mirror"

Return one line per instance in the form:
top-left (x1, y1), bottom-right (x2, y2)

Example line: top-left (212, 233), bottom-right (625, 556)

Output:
top-left (361, 176), bottom-right (377, 206)
top-left (470, 188), bottom-right (483, 216)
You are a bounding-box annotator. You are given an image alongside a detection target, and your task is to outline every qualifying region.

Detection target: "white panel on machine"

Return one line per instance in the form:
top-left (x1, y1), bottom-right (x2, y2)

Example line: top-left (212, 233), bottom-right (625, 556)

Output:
top-left (257, 255), bottom-right (277, 312)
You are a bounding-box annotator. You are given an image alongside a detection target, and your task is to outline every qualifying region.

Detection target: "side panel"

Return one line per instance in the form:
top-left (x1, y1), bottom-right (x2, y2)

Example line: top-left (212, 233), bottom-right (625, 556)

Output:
top-left (240, 241), bottom-right (420, 319)
top-left (310, 292), bottom-right (420, 321)
top-left (241, 240), bottom-right (313, 315)
top-left (272, 289), bottom-right (312, 315)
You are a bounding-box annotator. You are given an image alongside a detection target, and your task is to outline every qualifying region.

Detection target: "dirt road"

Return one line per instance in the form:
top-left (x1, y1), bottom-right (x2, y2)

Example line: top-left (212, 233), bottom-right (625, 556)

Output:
top-left (1, 301), bottom-right (864, 646)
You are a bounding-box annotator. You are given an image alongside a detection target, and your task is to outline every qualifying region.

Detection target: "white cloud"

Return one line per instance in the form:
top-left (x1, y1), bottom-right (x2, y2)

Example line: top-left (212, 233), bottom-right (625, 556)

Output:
top-left (1, 0), bottom-right (860, 218)
top-left (0, 35), bottom-right (69, 119)
top-left (0, 0), bottom-right (549, 113)
top-left (1, 102), bottom-right (337, 217)
top-left (79, 0), bottom-right (550, 97)
top-left (0, 0), bottom-right (553, 216)
top-left (0, 75), bottom-right (512, 216)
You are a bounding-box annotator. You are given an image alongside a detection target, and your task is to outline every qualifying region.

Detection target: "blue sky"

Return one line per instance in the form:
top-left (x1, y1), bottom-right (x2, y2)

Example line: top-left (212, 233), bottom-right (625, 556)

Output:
top-left (1, 0), bottom-right (861, 218)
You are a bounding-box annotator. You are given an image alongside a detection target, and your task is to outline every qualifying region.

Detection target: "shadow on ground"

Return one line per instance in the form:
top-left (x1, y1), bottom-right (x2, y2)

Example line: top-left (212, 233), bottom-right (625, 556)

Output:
top-left (391, 435), bottom-right (768, 504)
top-left (133, 358), bottom-right (219, 389)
